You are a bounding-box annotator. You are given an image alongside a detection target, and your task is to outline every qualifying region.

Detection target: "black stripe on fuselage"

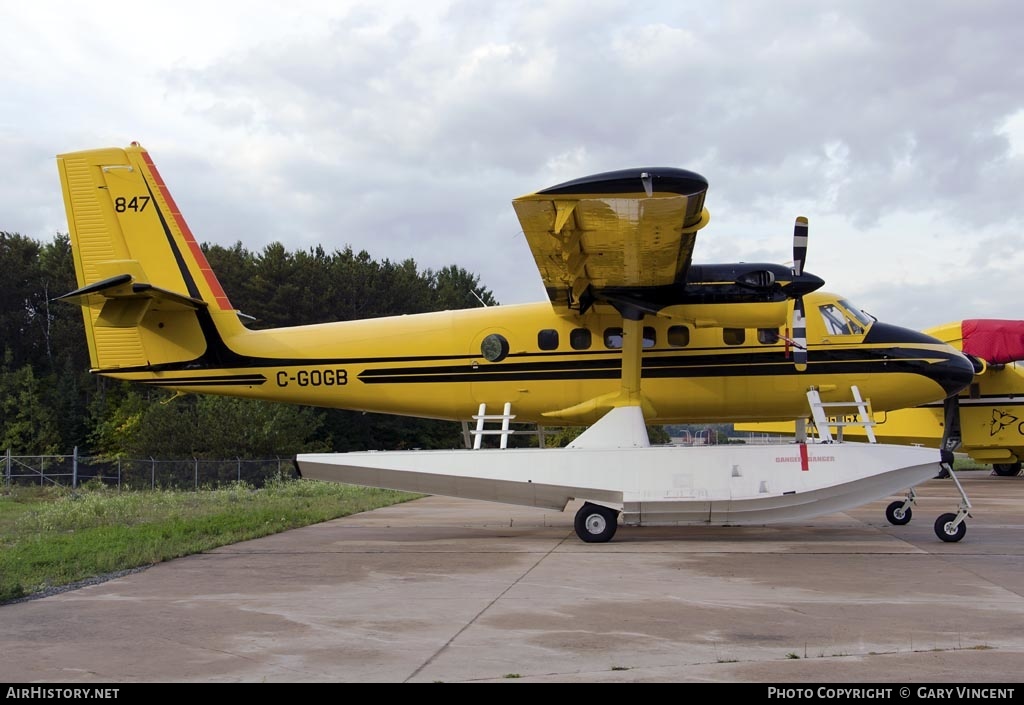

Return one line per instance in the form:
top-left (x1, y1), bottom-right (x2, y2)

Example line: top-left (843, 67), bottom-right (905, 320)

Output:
top-left (354, 344), bottom-right (957, 377)
top-left (354, 352), bottom-right (954, 385)
top-left (130, 347), bottom-right (965, 394)
top-left (137, 373), bottom-right (267, 386)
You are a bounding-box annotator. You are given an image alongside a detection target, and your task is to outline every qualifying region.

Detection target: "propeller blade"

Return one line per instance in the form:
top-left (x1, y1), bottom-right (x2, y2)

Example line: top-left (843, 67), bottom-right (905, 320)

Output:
top-left (789, 216), bottom-right (810, 371)
top-left (793, 216), bottom-right (808, 277)
top-left (793, 296), bottom-right (808, 372)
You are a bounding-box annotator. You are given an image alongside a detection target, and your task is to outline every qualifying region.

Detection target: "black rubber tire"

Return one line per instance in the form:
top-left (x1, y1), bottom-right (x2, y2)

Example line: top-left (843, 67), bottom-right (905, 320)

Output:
top-left (885, 500), bottom-right (912, 525)
top-left (934, 512), bottom-right (967, 542)
top-left (992, 462), bottom-right (1022, 477)
top-left (574, 502), bottom-right (619, 543)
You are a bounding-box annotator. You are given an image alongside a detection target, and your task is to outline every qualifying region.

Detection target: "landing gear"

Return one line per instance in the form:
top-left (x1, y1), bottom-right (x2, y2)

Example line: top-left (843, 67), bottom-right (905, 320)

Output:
top-left (992, 462), bottom-right (1022, 477)
top-left (934, 512), bottom-right (967, 542)
top-left (885, 498), bottom-right (913, 525)
top-left (574, 502), bottom-right (619, 543)
top-left (932, 460), bottom-right (971, 543)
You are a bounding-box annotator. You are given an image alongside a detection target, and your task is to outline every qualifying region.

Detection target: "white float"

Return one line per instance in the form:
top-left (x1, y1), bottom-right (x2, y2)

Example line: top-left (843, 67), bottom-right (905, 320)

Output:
top-left (296, 407), bottom-right (948, 542)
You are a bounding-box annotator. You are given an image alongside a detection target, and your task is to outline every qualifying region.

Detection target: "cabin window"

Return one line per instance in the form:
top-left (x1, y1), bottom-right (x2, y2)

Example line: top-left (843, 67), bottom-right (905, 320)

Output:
top-left (538, 329), bottom-right (559, 351)
top-left (603, 327), bottom-right (656, 349)
top-left (643, 326), bottom-right (656, 348)
top-left (819, 303), bottom-right (865, 336)
top-left (723, 328), bottom-right (745, 345)
top-left (668, 325), bottom-right (690, 347)
top-left (480, 333), bottom-right (510, 362)
top-left (839, 299), bottom-right (874, 328)
top-left (570, 328), bottom-right (592, 350)
top-left (757, 328), bottom-right (779, 344)
top-left (604, 327), bottom-right (623, 349)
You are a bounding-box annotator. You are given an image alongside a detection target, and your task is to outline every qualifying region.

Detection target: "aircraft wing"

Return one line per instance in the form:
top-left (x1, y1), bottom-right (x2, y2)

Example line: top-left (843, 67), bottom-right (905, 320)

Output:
top-left (512, 168), bottom-right (710, 311)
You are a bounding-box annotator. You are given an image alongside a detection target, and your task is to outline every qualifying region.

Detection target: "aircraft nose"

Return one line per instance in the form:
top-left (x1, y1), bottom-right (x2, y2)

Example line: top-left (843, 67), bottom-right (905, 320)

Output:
top-left (929, 347), bottom-right (976, 396)
top-left (863, 322), bottom-right (976, 397)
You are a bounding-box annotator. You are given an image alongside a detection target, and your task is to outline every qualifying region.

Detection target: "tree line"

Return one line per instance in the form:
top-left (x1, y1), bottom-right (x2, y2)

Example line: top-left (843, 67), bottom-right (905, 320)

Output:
top-left (0, 231), bottom-right (497, 459)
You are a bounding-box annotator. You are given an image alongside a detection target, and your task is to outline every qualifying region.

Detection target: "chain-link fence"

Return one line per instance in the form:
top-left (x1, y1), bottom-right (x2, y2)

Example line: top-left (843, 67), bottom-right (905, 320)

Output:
top-left (2, 448), bottom-right (297, 490)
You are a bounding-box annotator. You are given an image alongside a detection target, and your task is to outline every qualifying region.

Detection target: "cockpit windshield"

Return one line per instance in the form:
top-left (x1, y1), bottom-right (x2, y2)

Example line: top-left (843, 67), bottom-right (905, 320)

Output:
top-left (818, 299), bottom-right (873, 336)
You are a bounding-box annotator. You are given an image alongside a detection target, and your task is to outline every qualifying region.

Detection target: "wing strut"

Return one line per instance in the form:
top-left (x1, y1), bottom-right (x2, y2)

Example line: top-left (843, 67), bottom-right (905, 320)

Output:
top-left (541, 308), bottom-right (657, 424)
top-left (620, 317), bottom-right (643, 404)
top-left (565, 311), bottom-right (654, 449)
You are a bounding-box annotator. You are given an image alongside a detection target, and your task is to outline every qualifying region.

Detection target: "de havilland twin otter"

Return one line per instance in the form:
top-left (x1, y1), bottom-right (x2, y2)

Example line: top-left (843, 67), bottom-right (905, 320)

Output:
top-left (57, 143), bottom-right (978, 542)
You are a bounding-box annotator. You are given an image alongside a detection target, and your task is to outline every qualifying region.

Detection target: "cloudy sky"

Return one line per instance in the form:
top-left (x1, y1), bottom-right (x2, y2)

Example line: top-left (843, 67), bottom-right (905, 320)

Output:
top-left (2, 0), bottom-right (1022, 330)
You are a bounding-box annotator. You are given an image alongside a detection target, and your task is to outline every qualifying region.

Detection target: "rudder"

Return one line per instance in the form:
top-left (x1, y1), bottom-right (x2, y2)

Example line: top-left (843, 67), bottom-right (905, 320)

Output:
top-left (57, 143), bottom-right (235, 372)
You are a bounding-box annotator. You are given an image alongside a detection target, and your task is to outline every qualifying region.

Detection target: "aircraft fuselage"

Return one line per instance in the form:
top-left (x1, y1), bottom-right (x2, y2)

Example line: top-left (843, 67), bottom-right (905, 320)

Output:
top-left (103, 293), bottom-right (974, 426)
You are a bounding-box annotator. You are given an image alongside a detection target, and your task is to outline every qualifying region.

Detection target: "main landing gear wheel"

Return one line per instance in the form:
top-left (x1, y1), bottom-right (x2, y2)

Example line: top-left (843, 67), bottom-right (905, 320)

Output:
top-left (934, 512), bottom-right (967, 542)
top-left (992, 462), bottom-right (1022, 477)
top-left (574, 502), bottom-right (619, 543)
top-left (885, 500), bottom-right (912, 525)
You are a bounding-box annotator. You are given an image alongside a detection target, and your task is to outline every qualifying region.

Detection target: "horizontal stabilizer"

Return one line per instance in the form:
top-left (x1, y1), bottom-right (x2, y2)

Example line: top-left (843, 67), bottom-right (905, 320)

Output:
top-left (60, 273), bottom-right (206, 309)
top-left (59, 273), bottom-right (207, 329)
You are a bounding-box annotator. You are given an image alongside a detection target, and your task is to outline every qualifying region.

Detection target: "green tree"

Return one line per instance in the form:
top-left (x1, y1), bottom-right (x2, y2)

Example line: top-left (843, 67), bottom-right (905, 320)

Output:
top-left (192, 396), bottom-right (328, 458)
top-left (90, 391), bottom-right (328, 459)
top-left (0, 232), bottom-right (44, 369)
top-left (430, 265), bottom-right (498, 309)
top-left (87, 383), bottom-right (157, 459)
top-left (0, 355), bottom-right (62, 454)
top-left (322, 410), bottom-right (463, 452)
top-left (35, 234), bottom-right (83, 373)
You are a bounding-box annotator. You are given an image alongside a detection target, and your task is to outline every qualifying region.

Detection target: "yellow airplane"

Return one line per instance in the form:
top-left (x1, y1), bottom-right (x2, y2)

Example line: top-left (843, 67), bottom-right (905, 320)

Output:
top-left (56, 143), bottom-right (978, 542)
top-left (740, 318), bottom-right (1024, 477)
top-left (57, 144), bottom-right (972, 427)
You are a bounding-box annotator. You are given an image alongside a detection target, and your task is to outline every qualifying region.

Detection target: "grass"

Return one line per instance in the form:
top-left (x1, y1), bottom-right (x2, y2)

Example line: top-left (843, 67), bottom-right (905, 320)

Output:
top-left (0, 479), bottom-right (416, 603)
top-left (952, 457), bottom-right (989, 471)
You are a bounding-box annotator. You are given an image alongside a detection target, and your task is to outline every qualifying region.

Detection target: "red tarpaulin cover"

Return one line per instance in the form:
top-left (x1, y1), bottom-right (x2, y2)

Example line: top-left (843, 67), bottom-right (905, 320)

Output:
top-left (961, 319), bottom-right (1024, 364)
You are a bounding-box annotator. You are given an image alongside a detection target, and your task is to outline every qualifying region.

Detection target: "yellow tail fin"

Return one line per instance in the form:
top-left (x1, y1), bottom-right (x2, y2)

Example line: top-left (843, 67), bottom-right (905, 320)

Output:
top-left (57, 143), bottom-right (235, 371)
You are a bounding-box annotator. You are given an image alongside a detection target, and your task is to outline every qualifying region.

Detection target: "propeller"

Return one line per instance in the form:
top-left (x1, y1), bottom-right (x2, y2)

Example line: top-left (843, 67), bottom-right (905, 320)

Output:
top-left (791, 216), bottom-right (809, 372)
top-left (792, 216), bottom-right (808, 277)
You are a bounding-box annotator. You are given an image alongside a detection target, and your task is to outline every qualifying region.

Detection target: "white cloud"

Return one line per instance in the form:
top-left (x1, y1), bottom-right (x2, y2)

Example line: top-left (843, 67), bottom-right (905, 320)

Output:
top-left (2, 0), bottom-right (1023, 332)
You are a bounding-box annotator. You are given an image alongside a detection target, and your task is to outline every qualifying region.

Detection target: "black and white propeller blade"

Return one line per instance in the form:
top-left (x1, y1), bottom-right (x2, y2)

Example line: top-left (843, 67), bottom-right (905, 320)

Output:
top-left (791, 216), bottom-right (809, 371)
top-left (792, 296), bottom-right (808, 372)
top-left (793, 216), bottom-right (808, 277)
